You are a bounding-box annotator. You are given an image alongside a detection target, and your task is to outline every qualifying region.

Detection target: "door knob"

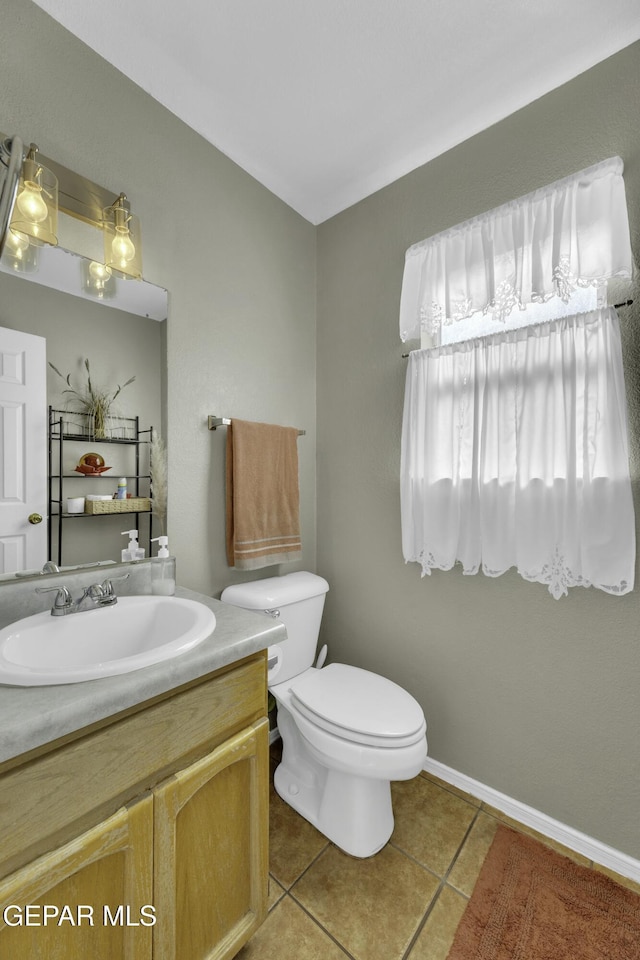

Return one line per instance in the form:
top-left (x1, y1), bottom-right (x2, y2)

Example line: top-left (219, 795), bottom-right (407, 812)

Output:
top-left (28, 513), bottom-right (43, 525)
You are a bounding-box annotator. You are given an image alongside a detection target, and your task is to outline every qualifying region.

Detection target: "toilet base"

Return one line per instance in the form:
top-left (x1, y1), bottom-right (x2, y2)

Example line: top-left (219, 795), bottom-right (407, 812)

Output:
top-left (274, 762), bottom-right (393, 858)
top-left (274, 705), bottom-right (394, 858)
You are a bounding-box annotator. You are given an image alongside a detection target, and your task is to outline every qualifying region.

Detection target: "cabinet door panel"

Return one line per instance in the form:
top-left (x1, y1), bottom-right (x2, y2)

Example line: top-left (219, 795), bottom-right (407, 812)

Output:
top-left (154, 719), bottom-right (269, 960)
top-left (0, 795), bottom-right (153, 960)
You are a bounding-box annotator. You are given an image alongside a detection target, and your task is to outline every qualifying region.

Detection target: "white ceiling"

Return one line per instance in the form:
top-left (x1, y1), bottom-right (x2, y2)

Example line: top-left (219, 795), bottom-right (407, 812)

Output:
top-left (31, 0), bottom-right (640, 224)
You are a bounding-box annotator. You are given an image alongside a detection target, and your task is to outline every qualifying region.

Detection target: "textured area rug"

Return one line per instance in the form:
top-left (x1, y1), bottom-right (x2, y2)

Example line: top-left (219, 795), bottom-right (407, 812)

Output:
top-left (447, 825), bottom-right (640, 960)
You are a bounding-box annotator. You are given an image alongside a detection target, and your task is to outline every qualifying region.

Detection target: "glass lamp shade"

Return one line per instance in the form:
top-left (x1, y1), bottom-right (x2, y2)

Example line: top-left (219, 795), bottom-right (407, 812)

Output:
top-left (102, 195), bottom-right (142, 280)
top-left (9, 148), bottom-right (58, 247)
top-left (82, 259), bottom-right (116, 300)
top-left (1, 226), bottom-right (39, 273)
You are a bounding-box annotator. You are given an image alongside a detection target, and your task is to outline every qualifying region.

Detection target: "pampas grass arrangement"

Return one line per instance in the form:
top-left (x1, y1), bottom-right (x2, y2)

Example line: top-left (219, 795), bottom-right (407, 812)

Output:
top-left (49, 358), bottom-right (135, 438)
top-left (150, 429), bottom-right (168, 534)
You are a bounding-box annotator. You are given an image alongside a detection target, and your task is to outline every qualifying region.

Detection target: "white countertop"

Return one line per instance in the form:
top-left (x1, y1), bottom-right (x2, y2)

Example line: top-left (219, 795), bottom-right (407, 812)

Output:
top-left (0, 586), bottom-right (284, 765)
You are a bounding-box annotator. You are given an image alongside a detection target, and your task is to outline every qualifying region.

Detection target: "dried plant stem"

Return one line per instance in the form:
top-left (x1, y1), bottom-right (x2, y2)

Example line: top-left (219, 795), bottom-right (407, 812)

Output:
top-left (150, 429), bottom-right (168, 534)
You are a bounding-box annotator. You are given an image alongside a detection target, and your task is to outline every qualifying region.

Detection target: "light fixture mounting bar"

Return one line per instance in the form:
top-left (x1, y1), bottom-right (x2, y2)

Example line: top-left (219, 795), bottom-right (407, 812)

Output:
top-left (38, 150), bottom-right (119, 228)
top-left (0, 132), bottom-right (120, 228)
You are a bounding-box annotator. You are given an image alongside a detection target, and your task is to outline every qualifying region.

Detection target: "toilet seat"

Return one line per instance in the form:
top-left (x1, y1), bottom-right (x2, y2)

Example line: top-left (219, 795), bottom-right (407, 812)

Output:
top-left (287, 663), bottom-right (427, 748)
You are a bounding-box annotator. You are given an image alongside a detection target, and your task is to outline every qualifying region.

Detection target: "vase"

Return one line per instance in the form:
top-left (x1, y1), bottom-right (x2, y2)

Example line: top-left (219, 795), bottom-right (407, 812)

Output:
top-left (91, 404), bottom-right (110, 439)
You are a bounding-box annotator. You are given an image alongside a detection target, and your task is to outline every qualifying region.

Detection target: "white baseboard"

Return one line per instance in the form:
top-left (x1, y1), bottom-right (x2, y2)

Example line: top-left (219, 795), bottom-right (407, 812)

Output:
top-left (424, 757), bottom-right (640, 885)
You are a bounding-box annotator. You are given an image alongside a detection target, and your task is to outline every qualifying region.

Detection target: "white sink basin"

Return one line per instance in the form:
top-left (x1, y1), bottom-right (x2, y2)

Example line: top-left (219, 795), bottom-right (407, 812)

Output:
top-left (0, 596), bottom-right (216, 686)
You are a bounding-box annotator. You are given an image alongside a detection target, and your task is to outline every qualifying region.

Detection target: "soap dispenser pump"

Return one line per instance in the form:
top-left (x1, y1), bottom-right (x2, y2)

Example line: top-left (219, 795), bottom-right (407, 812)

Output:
top-left (150, 535), bottom-right (175, 595)
top-left (151, 535), bottom-right (170, 558)
top-left (121, 529), bottom-right (145, 561)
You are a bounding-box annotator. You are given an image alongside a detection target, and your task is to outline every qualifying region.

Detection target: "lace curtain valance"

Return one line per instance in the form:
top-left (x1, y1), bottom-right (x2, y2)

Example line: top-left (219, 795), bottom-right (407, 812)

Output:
top-left (399, 157), bottom-right (634, 342)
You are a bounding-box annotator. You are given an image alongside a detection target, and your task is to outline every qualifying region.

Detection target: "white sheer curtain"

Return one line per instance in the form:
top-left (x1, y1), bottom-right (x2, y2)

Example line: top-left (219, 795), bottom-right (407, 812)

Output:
top-left (399, 157), bottom-right (633, 343)
top-left (400, 307), bottom-right (635, 598)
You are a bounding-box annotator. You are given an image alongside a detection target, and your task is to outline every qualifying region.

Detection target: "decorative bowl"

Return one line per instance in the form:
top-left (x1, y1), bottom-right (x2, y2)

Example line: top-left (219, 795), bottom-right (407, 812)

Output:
top-left (75, 452), bottom-right (112, 475)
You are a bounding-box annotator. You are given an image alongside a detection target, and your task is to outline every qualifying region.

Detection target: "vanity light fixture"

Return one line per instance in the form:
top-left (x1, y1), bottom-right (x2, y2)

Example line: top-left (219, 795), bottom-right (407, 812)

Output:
top-left (102, 193), bottom-right (142, 280)
top-left (0, 130), bottom-right (145, 285)
top-left (9, 142), bottom-right (58, 247)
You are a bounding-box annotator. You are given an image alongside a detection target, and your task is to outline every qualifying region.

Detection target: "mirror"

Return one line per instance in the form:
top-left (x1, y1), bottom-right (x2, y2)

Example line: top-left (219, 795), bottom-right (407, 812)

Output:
top-left (0, 242), bottom-right (167, 321)
top-left (0, 243), bottom-right (168, 584)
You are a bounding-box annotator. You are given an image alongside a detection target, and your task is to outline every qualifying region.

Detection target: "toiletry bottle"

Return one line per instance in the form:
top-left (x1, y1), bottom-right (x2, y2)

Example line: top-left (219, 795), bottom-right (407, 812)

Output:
top-left (150, 535), bottom-right (176, 595)
top-left (121, 528), bottom-right (146, 561)
top-left (117, 477), bottom-right (127, 500)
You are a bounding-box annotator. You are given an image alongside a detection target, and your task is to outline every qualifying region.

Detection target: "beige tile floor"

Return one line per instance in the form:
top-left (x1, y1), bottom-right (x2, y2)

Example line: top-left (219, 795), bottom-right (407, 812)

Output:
top-left (237, 743), bottom-right (639, 960)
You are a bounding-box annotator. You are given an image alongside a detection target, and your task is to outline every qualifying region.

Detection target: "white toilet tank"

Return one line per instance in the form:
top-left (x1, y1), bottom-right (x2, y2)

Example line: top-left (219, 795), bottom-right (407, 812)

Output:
top-left (221, 572), bottom-right (329, 684)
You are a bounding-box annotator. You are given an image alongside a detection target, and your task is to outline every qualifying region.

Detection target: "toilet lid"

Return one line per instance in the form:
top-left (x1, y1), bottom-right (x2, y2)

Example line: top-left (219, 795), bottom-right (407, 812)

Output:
top-left (289, 663), bottom-right (426, 745)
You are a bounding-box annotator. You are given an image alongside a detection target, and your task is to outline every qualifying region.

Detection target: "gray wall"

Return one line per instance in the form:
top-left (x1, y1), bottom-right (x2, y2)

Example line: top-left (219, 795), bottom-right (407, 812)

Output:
top-left (1, 0), bottom-right (317, 593)
top-left (316, 41), bottom-right (640, 859)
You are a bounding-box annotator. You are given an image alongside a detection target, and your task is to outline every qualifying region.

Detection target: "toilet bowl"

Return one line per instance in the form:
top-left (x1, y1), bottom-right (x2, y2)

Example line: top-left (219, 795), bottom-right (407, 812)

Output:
top-left (221, 572), bottom-right (428, 857)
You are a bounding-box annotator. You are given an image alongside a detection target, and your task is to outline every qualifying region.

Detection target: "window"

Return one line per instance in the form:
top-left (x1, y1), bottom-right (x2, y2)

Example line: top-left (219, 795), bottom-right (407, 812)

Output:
top-left (399, 159), bottom-right (635, 598)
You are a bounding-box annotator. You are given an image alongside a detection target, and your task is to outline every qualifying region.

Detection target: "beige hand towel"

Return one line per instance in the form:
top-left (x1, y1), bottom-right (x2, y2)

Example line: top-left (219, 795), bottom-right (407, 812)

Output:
top-left (226, 418), bottom-right (302, 570)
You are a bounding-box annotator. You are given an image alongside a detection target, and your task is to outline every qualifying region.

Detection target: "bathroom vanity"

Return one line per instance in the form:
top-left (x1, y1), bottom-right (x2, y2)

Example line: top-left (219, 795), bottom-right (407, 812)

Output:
top-left (0, 572), bottom-right (283, 960)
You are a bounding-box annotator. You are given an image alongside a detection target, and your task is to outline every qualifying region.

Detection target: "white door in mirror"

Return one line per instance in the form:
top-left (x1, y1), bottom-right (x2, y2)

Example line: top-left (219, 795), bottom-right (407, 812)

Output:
top-left (0, 326), bottom-right (47, 573)
top-left (0, 596), bottom-right (216, 685)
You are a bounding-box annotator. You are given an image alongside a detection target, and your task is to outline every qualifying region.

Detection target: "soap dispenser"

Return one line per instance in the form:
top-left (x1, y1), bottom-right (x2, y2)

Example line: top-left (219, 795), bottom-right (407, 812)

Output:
top-left (121, 529), bottom-right (146, 562)
top-left (150, 535), bottom-right (176, 595)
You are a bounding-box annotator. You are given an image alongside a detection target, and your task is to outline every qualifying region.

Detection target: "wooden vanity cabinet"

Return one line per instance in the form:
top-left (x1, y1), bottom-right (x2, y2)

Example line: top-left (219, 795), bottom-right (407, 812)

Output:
top-left (0, 652), bottom-right (269, 960)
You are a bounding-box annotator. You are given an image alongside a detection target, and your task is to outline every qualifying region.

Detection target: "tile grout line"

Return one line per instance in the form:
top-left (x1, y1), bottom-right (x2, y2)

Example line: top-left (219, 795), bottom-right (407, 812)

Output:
top-left (268, 835), bottom-right (358, 959)
top-left (285, 890), bottom-right (357, 959)
top-left (386, 793), bottom-right (480, 886)
top-left (272, 836), bottom-right (359, 955)
top-left (399, 806), bottom-right (481, 960)
top-left (283, 837), bottom-right (331, 891)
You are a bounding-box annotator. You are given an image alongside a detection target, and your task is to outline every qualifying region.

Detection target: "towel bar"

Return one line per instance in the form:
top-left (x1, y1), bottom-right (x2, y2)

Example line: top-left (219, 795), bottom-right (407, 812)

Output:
top-left (208, 415), bottom-right (305, 436)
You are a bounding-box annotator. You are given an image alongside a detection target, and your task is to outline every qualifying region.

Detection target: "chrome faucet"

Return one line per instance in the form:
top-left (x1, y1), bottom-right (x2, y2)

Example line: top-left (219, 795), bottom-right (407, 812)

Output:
top-left (36, 573), bottom-right (130, 617)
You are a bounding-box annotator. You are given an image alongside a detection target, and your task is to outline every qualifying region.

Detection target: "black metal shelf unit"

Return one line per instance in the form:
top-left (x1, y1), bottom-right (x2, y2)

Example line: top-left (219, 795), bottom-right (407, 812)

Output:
top-left (48, 407), bottom-right (153, 565)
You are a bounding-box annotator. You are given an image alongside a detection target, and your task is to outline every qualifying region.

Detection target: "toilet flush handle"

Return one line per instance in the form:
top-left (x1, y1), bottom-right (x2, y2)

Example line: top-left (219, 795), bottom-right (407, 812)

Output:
top-left (315, 644), bottom-right (328, 669)
top-left (264, 608), bottom-right (281, 618)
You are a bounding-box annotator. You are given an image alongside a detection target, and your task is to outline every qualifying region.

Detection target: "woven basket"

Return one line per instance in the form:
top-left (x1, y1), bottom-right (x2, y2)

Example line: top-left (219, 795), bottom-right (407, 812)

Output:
top-left (84, 497), bottom-right (151, 515)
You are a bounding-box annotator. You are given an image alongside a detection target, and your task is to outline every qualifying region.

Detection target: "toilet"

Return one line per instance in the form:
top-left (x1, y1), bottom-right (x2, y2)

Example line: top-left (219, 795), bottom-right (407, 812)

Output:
top-left (221, 571), bottom-right (428, 858)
